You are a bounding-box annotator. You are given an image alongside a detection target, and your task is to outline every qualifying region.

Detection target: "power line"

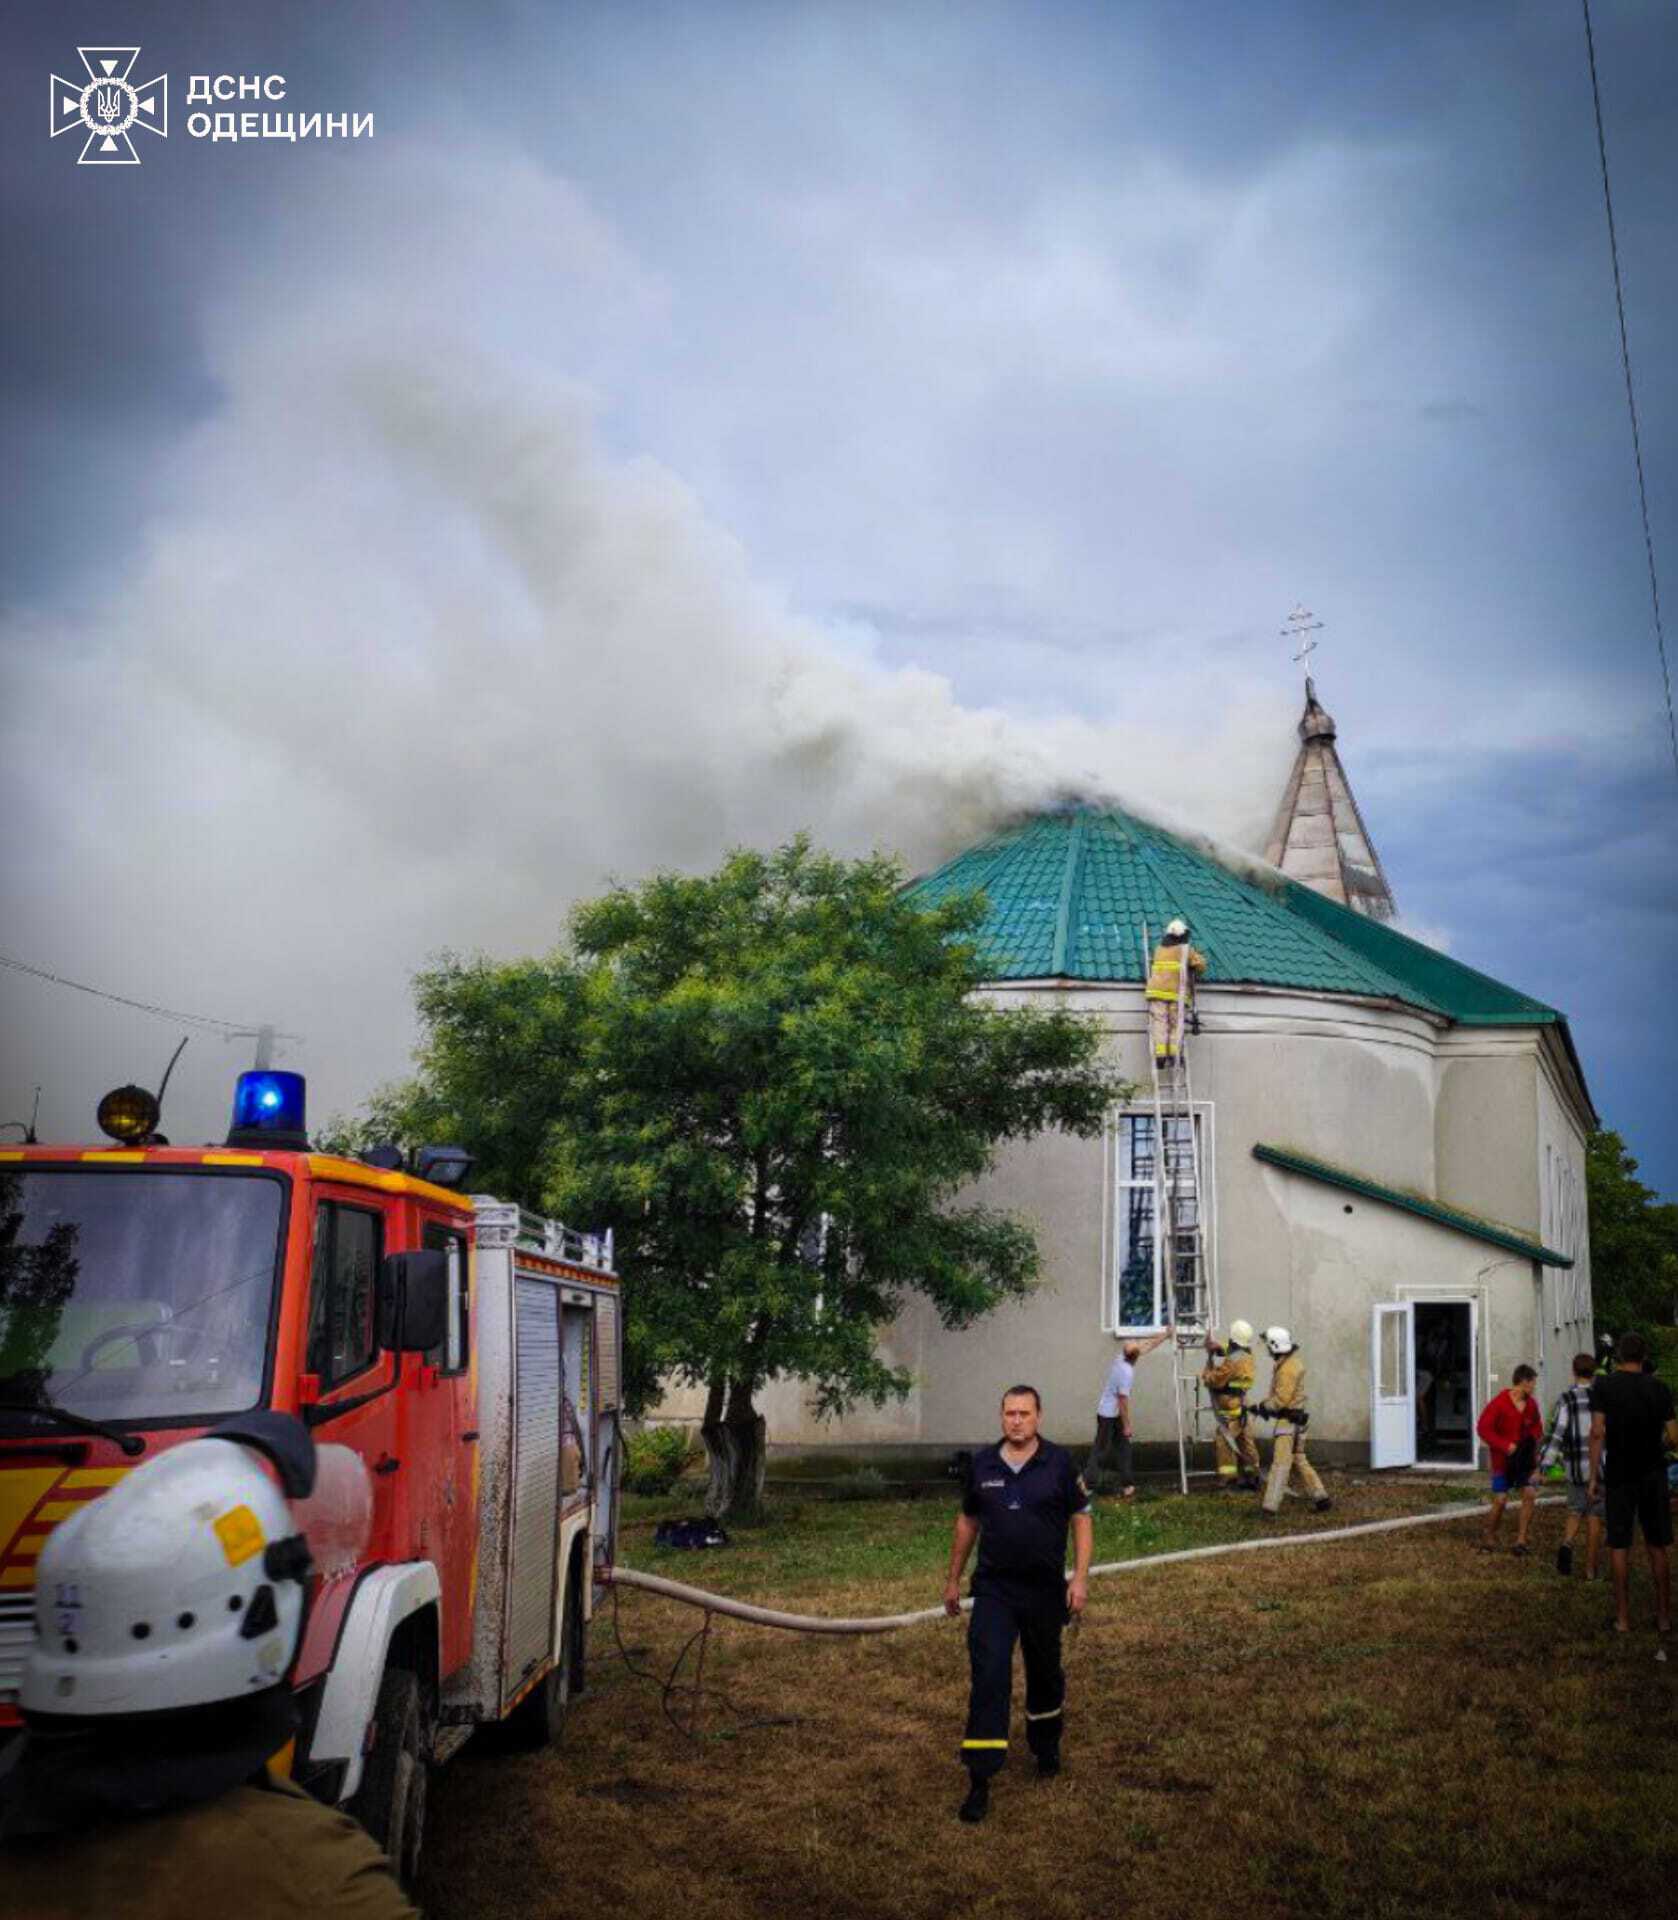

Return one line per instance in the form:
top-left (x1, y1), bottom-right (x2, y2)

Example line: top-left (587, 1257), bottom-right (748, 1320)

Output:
top-left (0, 951), bottom-right (301, 1042)
top-left (1581, 0), bottom-right (1678, 787)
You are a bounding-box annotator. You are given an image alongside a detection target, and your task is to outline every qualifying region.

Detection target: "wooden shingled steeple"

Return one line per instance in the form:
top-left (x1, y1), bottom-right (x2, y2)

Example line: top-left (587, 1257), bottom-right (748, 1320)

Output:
top-left (1263, 678), bottom-right (1398, 922)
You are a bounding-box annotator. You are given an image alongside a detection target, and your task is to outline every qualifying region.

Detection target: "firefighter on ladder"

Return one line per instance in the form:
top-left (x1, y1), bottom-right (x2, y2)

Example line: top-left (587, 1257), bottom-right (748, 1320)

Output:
top-left (1202, 1320), bottom-right (1263, 1491)
top-left (1254, 1326), bottom-right (1333, 1515)
top-left (1146, 918), bottom-right (1207, 1064)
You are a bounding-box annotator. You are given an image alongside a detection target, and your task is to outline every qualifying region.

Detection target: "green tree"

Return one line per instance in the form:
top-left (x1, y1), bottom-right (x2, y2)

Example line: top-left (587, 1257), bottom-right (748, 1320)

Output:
top-left (1586, 1129), bottom-right (1678, 1343)
top-left (362, 839), bottom-right (1123, 1515)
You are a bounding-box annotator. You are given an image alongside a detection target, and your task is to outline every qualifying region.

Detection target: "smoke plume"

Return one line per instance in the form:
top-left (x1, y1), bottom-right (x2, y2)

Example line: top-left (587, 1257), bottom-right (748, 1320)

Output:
top-left (0, 152), bottom-right (1294, 1142)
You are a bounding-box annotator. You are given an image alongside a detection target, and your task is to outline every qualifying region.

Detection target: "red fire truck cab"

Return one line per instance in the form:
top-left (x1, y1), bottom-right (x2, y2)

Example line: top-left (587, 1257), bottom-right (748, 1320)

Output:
top-left (0, 1071), bottom-right (621, 1880)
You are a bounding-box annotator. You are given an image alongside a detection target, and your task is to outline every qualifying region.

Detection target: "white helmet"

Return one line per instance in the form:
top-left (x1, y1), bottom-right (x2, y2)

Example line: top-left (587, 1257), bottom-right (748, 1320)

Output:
top-left (1264, 1326), bottom-right (1294, 1358)
top-left (1165, 918), bottom-right (1189, 937)
top-left (1228, 1319), bottom-right (1254, 1348)
top-left (22, 1418), bottom-right (319, 1720)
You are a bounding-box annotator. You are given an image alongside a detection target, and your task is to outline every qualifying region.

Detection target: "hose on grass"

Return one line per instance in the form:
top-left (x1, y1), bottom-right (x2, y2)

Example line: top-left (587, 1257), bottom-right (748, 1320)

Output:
top-left (604, 1494), bottom-right (1565, 1635)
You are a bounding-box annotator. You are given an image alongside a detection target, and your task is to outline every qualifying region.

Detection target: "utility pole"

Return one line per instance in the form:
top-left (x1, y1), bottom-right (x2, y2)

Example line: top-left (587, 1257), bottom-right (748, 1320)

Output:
top-left (226, 1024), bottom-right (282, 1070)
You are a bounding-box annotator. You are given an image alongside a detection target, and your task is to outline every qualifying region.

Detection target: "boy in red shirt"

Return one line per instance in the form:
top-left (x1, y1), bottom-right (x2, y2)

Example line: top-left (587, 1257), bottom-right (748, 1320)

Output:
top-left (1476, 1364), bottom-right (1543, 1554)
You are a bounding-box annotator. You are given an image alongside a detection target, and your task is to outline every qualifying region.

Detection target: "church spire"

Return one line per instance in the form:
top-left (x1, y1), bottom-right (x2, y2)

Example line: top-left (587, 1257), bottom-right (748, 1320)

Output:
top-left (1264, 665), bottom-right (1398, 923)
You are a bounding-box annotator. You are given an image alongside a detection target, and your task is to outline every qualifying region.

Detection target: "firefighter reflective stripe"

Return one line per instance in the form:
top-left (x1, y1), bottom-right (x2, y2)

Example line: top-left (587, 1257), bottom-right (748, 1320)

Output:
top-left (1145, 946), bottom-right (1189, 1001)
top-left (1145, 943), bottom-right (1206, 1002)
top-left (962, 1739), bottom-right (1008, 1748)
top-left (1025, 1707), bottom-right (1062, 1721)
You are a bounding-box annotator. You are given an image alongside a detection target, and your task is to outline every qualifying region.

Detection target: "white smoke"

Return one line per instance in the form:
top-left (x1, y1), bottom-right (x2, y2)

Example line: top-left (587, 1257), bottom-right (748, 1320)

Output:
top-left (0, 151), bottom-right (1295, 1143)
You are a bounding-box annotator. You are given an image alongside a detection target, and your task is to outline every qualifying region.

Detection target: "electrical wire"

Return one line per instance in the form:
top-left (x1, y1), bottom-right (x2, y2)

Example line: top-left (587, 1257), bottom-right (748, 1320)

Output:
top-left (607, 1580), bottom-right (799, 1741)
top-left (1581, 0), bottom-right (1678, 786)
top-left (0, 951), bottom-right (301, 1042)
top-left (597, 1428), bottom-right (796, 1740)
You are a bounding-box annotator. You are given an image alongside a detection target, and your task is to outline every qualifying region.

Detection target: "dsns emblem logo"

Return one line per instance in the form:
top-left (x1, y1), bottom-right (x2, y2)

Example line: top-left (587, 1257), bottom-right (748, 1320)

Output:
top-left (50, 48), bottom-right (168, 165)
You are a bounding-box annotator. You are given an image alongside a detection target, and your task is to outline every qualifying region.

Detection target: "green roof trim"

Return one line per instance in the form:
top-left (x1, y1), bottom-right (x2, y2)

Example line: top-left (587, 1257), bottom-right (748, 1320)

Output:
top-left (906, 804), bottom-right (1567, 1031)
top-left (1252, 1143), bottom-right (1574, 1268)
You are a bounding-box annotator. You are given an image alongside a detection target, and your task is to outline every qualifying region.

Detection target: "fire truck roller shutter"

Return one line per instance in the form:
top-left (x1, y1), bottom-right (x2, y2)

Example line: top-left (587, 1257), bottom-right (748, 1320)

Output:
top-left (505, 1278), bottom-right (563, 1705)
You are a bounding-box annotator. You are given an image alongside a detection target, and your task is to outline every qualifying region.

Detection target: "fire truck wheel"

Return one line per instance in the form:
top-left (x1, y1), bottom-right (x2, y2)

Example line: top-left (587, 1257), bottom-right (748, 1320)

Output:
top-left (507, 1557), bottom-right (585, 1751)
top-left (350, 1667), bottom-right (429, 1888)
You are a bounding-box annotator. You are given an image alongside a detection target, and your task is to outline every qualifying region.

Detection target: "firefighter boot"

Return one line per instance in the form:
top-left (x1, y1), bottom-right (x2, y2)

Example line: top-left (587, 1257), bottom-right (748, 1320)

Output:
top-left (959, 1775), bottom-right (990, 1823)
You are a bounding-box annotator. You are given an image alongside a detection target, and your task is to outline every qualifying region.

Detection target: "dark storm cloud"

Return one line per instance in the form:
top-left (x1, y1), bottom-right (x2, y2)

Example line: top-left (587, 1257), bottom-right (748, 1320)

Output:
top-left (1, 0), bottom-right (1674, 1186)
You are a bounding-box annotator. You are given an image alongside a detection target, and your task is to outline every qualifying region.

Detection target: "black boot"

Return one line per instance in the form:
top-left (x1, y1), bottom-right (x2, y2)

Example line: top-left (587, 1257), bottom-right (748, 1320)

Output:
top-left (1035, 1751), bottom-right (1061, 1780)
top-left (958, 1774), bottom-right (990, 1823)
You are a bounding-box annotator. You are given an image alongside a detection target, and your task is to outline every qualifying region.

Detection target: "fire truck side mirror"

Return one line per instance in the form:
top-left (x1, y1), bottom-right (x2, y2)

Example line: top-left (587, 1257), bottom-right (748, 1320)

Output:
top-left (377, 1250), bottom-right (451, 1354)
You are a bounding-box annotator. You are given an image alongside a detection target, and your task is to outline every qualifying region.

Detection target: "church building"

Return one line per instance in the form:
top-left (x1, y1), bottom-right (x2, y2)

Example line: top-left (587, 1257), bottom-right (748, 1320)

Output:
top-left (750, 680), bottom-right (1596, 1472)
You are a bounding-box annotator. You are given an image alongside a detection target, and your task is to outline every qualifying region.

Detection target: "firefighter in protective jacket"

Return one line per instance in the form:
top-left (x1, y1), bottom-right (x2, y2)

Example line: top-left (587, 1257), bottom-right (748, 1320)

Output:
top-left (1202, 1319), bottom-right (1262, 1489)
top-left (1145, 919), bottom-right (1207, 1063)
top-left (1254, 1327), bottom-right (1332, 1516)
top-left (0, 1415), bottom-right (417, 1919)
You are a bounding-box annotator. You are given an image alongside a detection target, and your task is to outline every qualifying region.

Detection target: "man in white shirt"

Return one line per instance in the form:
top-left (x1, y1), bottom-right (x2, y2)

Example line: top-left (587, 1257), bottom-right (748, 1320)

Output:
top-left (1085, 1329), bottom-right (1171, 1498)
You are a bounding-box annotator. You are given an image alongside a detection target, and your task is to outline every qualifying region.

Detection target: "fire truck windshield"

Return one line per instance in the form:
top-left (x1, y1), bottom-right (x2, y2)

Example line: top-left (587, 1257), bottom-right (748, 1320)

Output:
top-left (0, 1166), bottom-right (285, 1431)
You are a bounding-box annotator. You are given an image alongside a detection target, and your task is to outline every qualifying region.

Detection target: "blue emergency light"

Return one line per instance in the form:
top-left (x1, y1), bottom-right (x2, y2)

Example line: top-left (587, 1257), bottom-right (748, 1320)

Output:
top-left (228, 1071), bottom-right (308, 1149)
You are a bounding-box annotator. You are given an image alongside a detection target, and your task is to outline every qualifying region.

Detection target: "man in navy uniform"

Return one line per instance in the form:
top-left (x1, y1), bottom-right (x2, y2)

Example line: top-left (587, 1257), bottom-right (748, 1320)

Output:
top-left (943, 1384), bottom-right (1093, 1823)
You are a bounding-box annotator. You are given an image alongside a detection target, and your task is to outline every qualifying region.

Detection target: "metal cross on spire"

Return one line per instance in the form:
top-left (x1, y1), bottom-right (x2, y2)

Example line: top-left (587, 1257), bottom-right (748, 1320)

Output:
top-left (1281, 604), bottom-right (1323, 669)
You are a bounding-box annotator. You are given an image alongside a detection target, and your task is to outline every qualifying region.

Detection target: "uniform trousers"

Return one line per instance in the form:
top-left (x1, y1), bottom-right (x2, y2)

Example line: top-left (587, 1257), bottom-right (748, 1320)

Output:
top-left (1261, 1423), bottom-right (1327, 1513)
top-left (1147, 1001), bottom-right (1185, 1061)
top-left (961, 1584), bottom-right (1067, 1779)
top-left (1212, 1407), bottom-right (1261, 1480)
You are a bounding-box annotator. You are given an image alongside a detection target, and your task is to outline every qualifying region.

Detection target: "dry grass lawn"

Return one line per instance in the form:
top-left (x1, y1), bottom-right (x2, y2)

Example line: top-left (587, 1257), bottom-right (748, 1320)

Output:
top-left (421, 1475), bottom-right (1678, 1920)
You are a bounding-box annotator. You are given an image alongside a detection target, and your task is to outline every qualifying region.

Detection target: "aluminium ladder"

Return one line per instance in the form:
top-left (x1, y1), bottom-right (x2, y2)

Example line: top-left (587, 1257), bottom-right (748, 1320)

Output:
top-left (1138, 923), bottom-right (1219, 1494)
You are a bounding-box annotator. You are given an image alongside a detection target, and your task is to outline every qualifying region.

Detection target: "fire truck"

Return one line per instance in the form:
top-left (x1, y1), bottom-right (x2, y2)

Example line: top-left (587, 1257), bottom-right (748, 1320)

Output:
top-left (0, 1069), bottom-right (621, 1880)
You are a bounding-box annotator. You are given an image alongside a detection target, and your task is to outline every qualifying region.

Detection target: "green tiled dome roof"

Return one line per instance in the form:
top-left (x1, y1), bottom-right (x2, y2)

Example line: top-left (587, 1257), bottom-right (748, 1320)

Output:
top-left (905, 805), bottom-right (1560, 1028)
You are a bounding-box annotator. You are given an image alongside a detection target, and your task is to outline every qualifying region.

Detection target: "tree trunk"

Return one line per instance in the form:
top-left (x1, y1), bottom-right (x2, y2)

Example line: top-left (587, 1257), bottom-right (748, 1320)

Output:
top-left (700, 1376), bottom-right (767, 1520)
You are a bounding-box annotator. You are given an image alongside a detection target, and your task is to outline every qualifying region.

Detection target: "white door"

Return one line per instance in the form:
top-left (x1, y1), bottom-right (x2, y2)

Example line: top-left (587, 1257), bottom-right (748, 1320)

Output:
top-left (1371, 1301), bottom-right (1416, 1469)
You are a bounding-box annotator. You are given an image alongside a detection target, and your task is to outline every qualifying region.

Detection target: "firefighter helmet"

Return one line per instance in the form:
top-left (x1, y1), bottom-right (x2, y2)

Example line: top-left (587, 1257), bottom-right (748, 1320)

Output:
top-left (1165, 918), bottom-right (1189, 937)
top-left (1228, 1318), bottom-right (1254, 1348)
top-left (1263, 1325), bottom-right (1294, 1357)
top-left (21, 1418), bottom-right (319, 1720)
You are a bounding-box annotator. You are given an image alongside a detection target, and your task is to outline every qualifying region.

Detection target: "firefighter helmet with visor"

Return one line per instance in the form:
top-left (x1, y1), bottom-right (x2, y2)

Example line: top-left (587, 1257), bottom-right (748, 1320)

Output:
top-left (22, 1416), bottom-right (325, 1721)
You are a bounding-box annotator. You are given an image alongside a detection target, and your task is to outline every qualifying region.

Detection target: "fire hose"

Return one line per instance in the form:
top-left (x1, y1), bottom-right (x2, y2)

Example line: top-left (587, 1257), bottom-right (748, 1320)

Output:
top-left (602, 1493), bottom-right (1564, 1634)
top-left (600, 1496), bottom-right (1564, 1736)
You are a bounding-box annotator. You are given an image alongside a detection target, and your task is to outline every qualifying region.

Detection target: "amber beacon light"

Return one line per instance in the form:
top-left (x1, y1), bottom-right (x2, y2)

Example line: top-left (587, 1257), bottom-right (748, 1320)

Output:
top-left (96, 1083), bottom-right (161, 1143)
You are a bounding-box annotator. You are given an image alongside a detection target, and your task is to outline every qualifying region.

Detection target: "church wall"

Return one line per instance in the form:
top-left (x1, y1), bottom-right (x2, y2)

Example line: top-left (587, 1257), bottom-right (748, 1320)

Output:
top-left (648, 991), bottom-right (1574, 1467)
top-left (673, 987), bottom-right (1485, 1457)
top-left (1536, 1050), bottom-right (1593, 1404)
top-left (1434, 1042), bottom-right (1541, 1241)
top-left (1253, 1165), bottom-right (1541, 1446)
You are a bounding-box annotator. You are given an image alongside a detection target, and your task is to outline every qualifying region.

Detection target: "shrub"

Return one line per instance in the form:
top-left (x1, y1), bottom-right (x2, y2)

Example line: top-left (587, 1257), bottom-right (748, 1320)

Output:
top-left (826, 1467), bottom-right (892, 1501)
top-left (624, 1424), bottom-right (696, 1495)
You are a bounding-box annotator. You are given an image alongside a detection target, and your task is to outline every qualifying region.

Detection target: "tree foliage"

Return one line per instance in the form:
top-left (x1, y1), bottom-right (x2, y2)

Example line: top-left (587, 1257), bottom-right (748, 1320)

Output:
top-left (356, 839), bottom-right (1122, 1498)
top-left (1586, 1129), bottom-right (1678, 1340)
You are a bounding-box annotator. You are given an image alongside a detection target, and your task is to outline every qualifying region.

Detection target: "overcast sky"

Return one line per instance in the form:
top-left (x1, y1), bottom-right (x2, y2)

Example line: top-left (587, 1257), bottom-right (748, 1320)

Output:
top-left (3, 1), bottom-right (1675, 1198)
